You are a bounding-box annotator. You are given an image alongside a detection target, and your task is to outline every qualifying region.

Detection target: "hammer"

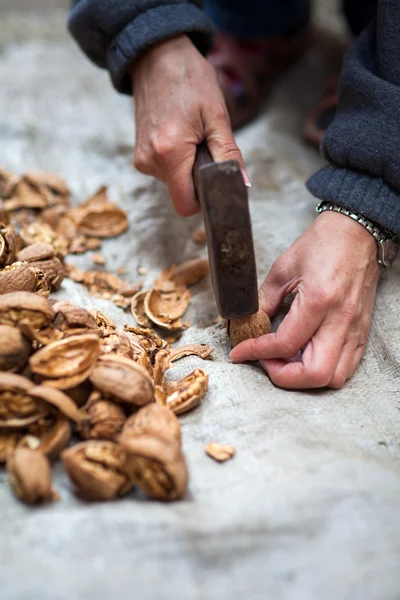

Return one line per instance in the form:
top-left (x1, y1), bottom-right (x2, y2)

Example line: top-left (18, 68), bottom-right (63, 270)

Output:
top-left (192, 143), bottom-right (259, 320)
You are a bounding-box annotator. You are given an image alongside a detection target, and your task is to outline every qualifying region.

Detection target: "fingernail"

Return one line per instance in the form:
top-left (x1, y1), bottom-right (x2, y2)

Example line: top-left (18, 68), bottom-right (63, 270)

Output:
top-left (241, 169), bottom-right (252, 188)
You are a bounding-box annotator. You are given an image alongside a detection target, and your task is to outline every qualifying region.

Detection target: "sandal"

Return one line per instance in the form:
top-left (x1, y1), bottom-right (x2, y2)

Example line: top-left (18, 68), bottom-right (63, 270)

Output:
top-left (208, 25), bottom-right (314, 130)
top-left (303, 74), bottom-right (340, 148)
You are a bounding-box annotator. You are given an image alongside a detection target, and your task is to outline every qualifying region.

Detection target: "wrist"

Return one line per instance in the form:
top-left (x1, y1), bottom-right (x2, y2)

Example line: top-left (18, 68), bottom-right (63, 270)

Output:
top-left (128, 34), bottom-right (194, 83)
top-left (315, 210), bottom-right (377, 254)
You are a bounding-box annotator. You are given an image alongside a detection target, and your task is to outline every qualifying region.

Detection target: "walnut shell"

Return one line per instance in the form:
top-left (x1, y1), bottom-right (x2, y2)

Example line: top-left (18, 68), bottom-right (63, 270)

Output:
top-left (0, 324), bottom-right (31, 371)
top-left (170, 258), bottom-right (210, 287)
top-left (227, 310), bottom-right (271, 348)
top-left (7, 447), bottom-right (58, 504)
top-left (29, 386), bottom-right (80, 422)
top-left (100, 329), bottom-right (134, 359)
top-left (166, 368), bottom-right (208, 415)
top-left (0, 373), bottom-right (50, 429)
top-left (62, 440), bottom-right (134, 501)
top-left (144, 285), bottom-right (190, 331)
top-left (89, 355), bottom-right (154, 406)
top-left (122, 434), bottom-right (188, 501)
top-left (70, 186), bottom-right (128, 238)
top-left (52, 300), bottom-right (98, 330)
top-left (0, 167), bottom-right (18, 198)
top-left (169, 344), bottom-right (213, 362)
top-left (29, 333), bottom-right (101, 389)
top-left (119, 403), bottom-right (181, 447)
top-left (131, 290), bottom-right (152, 328)
top-left (0, 222), bottom-right (16, 268)
top-left (0, 261), bottom-right (38, 294)
top-left (78, 393), bottom-right (126, 441)
top-left (0, 291), bottom-right (54, 329)
top-left (18, 243), bottom-right (65, 291)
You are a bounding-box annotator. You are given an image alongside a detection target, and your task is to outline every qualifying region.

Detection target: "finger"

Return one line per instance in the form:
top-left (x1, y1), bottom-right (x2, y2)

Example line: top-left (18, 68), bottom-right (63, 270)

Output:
top-left (328, 337), bottom-right (360, 389)
top-left (230, 290), bottom-right (324, 363)
top-left (258, 257), bottom-right (295, 318)
top-left (165, 151), bottom-right (200, 217)
top-left (204, 106), bottom-right (245, 168)
top-left (260, 323), bottom-right (344, 389)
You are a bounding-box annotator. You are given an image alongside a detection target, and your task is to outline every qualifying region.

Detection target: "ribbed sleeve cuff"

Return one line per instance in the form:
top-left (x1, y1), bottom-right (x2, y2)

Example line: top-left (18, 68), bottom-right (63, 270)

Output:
top-left (106, 4), bottom-right (214, 94)
top-left (307, 165), bottom-right (400, 234)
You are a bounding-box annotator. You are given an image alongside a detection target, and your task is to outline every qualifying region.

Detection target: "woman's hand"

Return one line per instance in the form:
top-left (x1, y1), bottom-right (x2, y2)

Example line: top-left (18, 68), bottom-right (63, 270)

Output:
top-left (130, 34), bottom-right (246, 217)
top-left (230, 211), bottom-right (380, 389)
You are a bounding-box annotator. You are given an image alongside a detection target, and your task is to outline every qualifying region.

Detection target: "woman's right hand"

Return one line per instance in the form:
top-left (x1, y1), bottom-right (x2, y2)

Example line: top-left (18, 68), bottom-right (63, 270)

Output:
top-left (129, 34), bottom-right (246, 216)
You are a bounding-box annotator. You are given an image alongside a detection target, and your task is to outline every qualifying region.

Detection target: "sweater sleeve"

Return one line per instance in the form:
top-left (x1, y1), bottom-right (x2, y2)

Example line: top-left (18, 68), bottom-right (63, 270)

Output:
top-left (307, 0), bottom-right (400, 233)
top-left (68, 0), bottom-right (214, 94)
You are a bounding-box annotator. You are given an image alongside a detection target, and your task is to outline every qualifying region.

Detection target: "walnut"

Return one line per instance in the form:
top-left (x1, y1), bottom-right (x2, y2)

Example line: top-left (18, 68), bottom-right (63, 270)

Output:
top-left (227, 310), bottom-right (271, 347)
top-left (62, 440), bottom-right (134, 501)
top-left (119, 403), bottom-right (181, 447)
top-left (122, 434), bottom-right (188, 501)
top-left (8, 447), bottom-right (59, 504)
top-left (0, 291), bottom-right (54, 329)
top-left (78, 392), bottom-right (126, 441)
top-left (89, 355), bottom-right (154, 406)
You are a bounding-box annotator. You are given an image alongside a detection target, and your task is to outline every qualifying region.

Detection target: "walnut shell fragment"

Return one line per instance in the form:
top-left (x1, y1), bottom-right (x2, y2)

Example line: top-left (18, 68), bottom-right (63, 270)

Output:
top-left (144, 285), bottom-right (190, 331)
top-left (0, 373), bottom-right (49, 429)
top-left (119, 404), bottom-right (182, 447)
top-left (90, 309), bottom-right (116, 330)
top-left (122, 434), bottom-right (188, 501)
top-left (170, 258), bottom-right (210, 287)
top-left (8, 447), bottom-right (59, 504)
top-left (131, 290), bottom-right (152, 327)
top-left (100, 329), bottom-right (134, 359)
top-left (89, 355), bottom-right (154, 406)
top-left (23, 170), bottom-right (70, 198)
top-left (0, 167), bottom-right (18, 198)
top-left (0, 291), bottom-right (54, 329)
top-left (123, 325), bottom-right (167, 355)
top-left (166, 368), bottom-right (208, 415)
top-left (191, 227), bottom-right (206, 245)
top-left (205, 442), bottom-right (235, 462)
top-left (227, 310), bottom-right (271, 348)
top-left (17, 243), bottom-right (65, 291)
top-left (20, 222), bottom-right (68, 256)
top-left (153, 349), bottom-right (171, 388)
top-left (169, 344), bottom-right (213, 362)
top-left (0, 261), bottom-right (38, 294)
top-left (78, 392), bottom-right (126, 441)
top-left (0, 222), bottom-right (16, 268)
top-left (29, 333), bottom-right (101, 389)
top-left (70, 186), bottom-right (128, 238)
top-left (0, 324), bottom-right (31, 371)
top-left (52, 300), bottom-right (98, 331)
top-left (62, 440), bottom-right (134, 501)
top-left (29, 386), bottom-right (81, 423)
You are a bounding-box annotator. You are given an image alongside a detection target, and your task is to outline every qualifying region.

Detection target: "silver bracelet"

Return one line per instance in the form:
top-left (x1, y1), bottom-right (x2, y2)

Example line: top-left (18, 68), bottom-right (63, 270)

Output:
top-left (316, 201), bottom-right (400, 267)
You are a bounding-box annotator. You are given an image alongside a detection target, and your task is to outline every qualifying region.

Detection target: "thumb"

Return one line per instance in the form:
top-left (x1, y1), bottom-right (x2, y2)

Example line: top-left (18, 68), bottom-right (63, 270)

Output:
top-left (258, 264), bottom-right (290, 318)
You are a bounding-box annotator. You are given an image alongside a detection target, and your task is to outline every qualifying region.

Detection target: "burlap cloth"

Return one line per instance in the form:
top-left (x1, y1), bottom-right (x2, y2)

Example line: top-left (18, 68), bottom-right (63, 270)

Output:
top-left (0, 9), bottom-right (399, 599)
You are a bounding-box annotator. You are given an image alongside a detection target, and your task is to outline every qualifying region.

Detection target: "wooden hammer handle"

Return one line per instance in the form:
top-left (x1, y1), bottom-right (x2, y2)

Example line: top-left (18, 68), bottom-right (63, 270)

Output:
top-left (193, 142), bottom-right (213, 201)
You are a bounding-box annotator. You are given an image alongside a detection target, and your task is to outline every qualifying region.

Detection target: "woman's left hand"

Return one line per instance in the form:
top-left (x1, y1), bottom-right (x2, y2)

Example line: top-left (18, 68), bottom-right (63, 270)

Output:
top-left (230, 210), bottom-right (380, 389)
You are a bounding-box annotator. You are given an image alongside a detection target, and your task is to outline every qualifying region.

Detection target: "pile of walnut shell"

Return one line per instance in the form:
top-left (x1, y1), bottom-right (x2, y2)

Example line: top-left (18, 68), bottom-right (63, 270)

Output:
top-left (0, 291), bottom-right (212, 504)
top-left (0, 168), bottom-right (214, 505)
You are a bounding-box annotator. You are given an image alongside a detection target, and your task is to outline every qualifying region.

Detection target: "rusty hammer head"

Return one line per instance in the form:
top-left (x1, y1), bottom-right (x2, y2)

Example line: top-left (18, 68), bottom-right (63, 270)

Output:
top-left (193, 144), bottom-right (259, 320)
